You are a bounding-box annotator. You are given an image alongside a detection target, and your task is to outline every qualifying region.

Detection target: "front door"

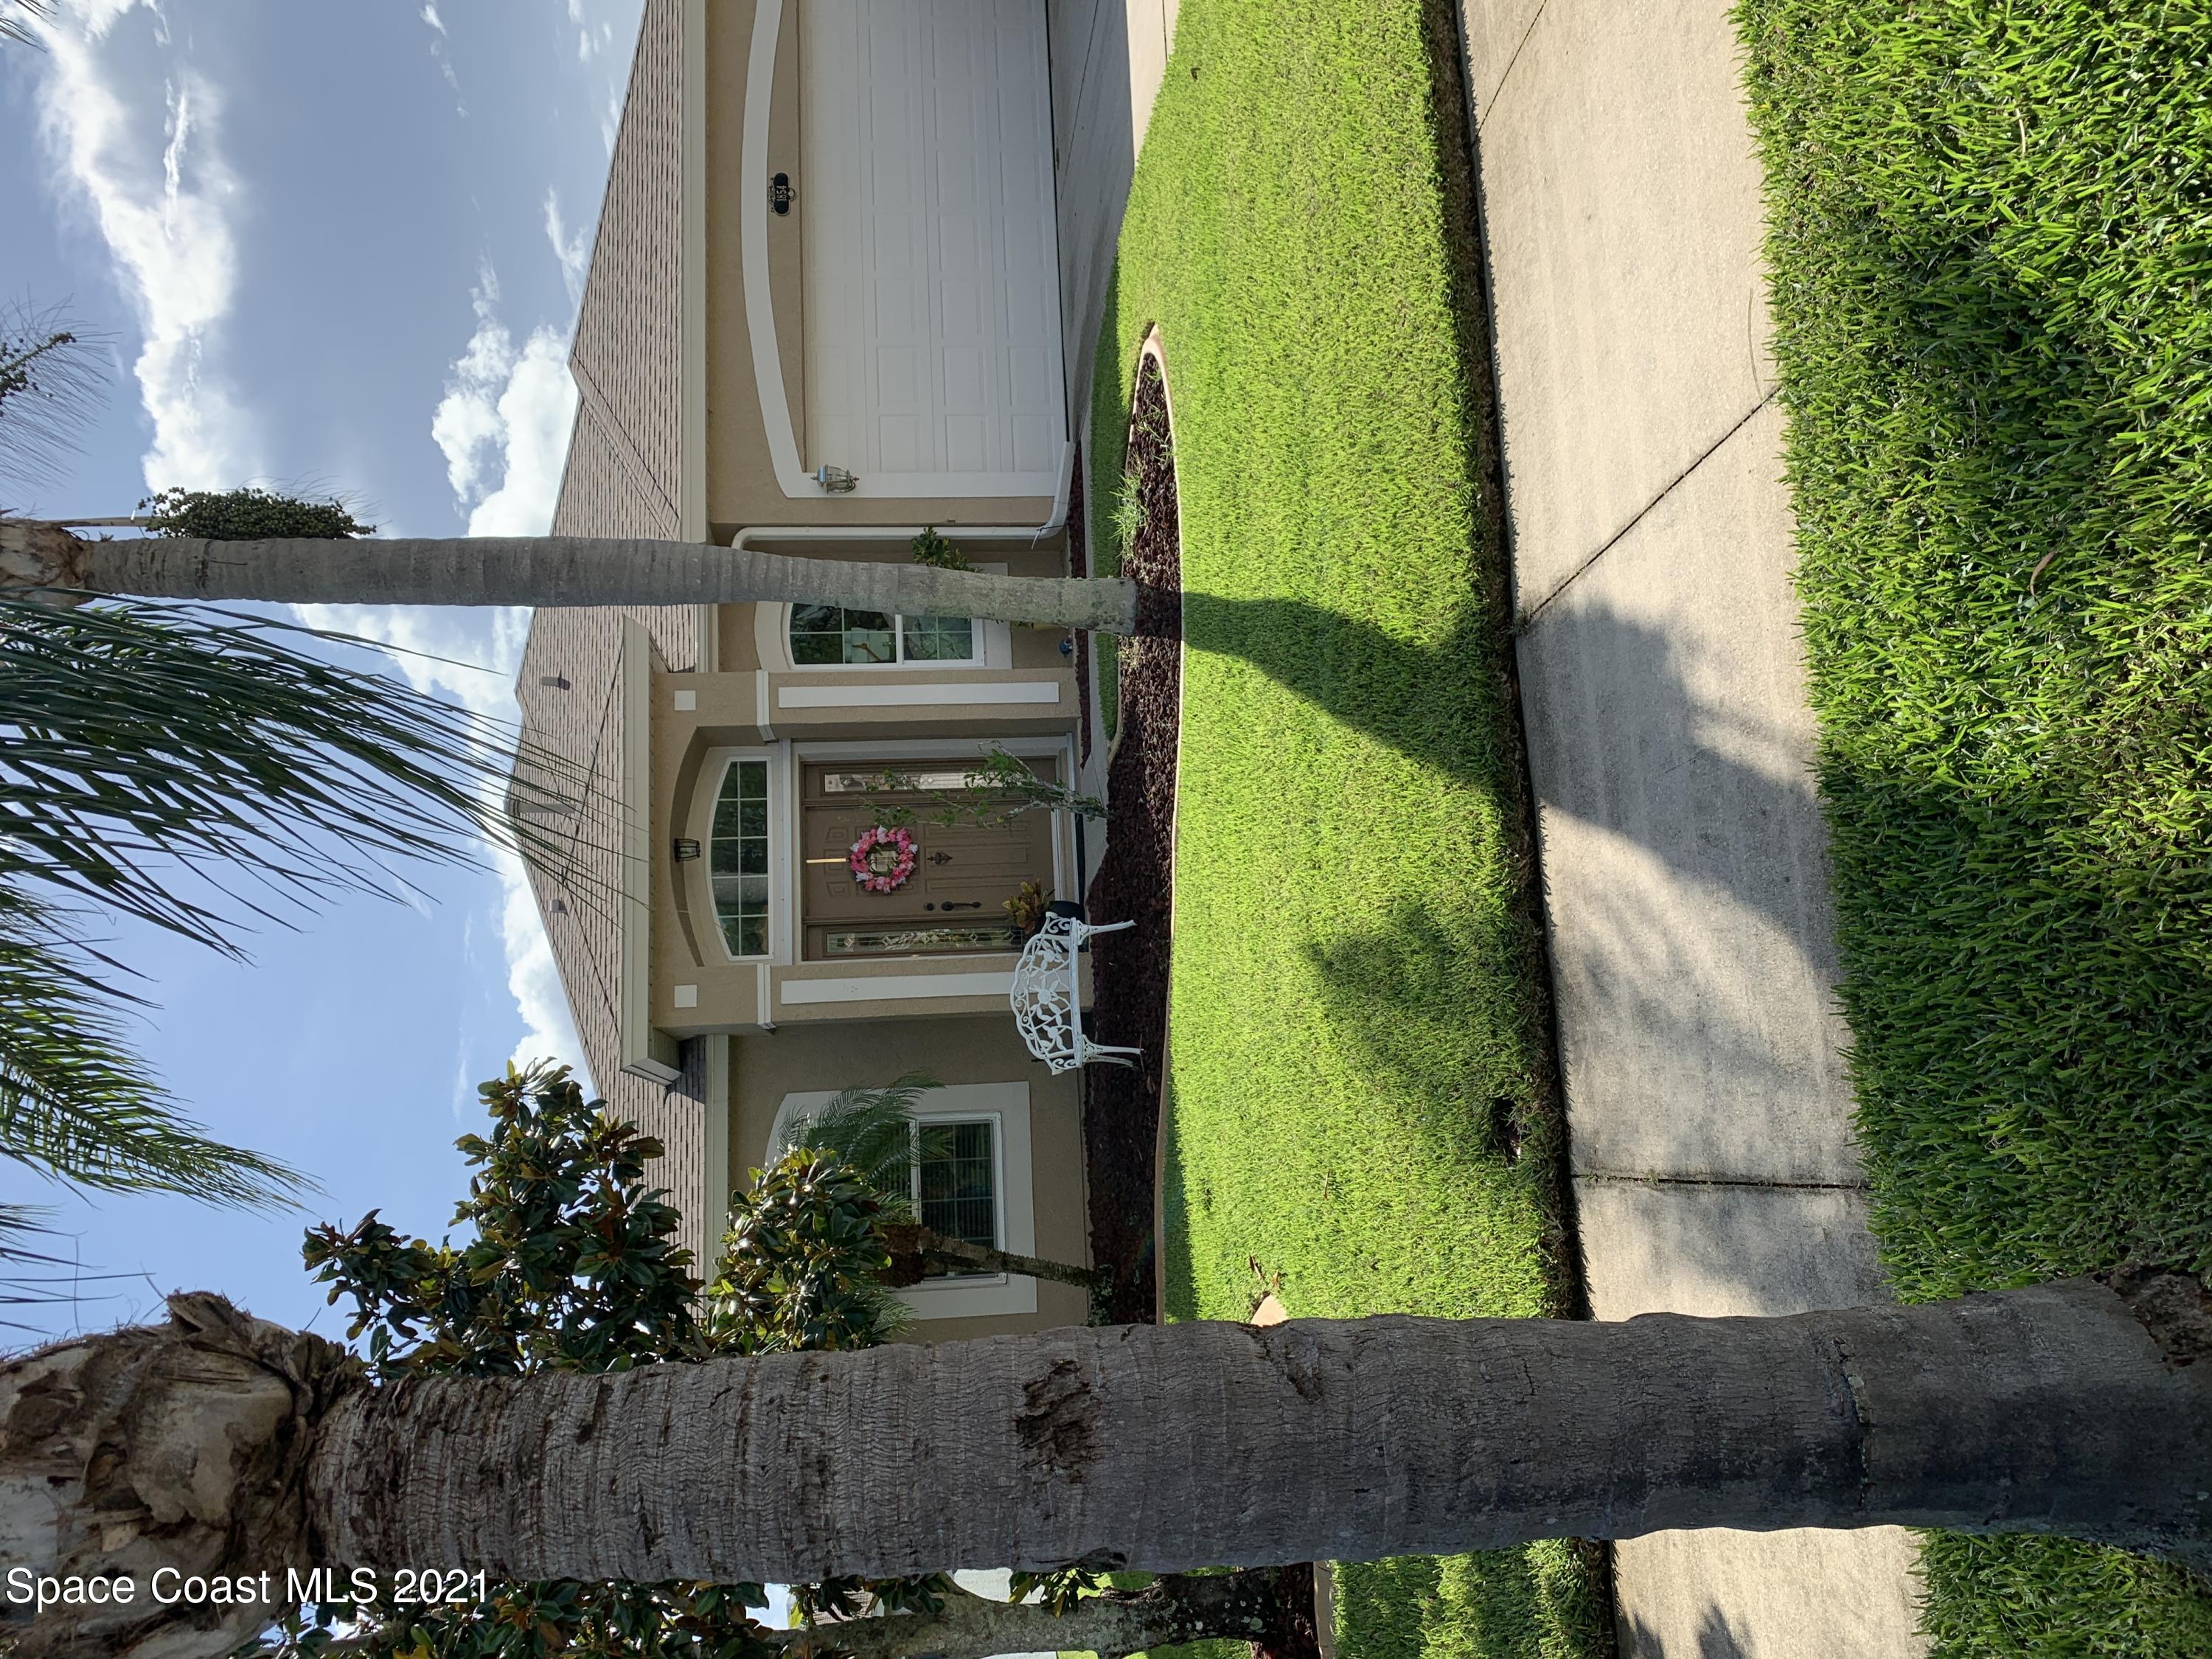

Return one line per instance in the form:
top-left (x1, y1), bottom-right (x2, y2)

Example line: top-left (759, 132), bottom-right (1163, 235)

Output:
top-left (799, 760), bottom-right (1057, 959)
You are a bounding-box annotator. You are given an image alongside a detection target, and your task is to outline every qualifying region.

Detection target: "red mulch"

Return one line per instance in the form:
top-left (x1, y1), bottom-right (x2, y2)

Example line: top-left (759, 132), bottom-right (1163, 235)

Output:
top-left (1080, 353), bottom-right (1181, 1327)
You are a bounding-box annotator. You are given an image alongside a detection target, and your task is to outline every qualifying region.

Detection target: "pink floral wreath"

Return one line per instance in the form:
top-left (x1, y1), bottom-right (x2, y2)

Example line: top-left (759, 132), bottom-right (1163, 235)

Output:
top-left (847, 824), bottom-right (918, 894)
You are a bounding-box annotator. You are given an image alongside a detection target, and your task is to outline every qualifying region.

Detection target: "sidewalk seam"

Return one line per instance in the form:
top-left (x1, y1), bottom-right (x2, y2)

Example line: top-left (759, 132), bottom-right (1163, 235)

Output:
top-left (1477, 0), bottom-right (1549, 133)
top-left (1516, 383), bottom-right (1779, 630)
top-left (1574, 1172), bottom-right (1869, 1192)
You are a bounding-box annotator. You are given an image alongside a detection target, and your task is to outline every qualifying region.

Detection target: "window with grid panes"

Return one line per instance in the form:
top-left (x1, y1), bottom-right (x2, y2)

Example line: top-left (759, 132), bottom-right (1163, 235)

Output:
top-left (789, 604), bottom-right (976, 666)
top-left (709, 759), bottom-right (771, 957)
top-left (915, 1119), bottom-right (997, 1253)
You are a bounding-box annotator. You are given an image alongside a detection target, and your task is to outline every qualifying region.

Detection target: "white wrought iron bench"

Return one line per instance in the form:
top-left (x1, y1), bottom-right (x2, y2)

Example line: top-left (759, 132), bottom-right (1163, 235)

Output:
top-left (1011, 910), bottom-right (1141, 1074)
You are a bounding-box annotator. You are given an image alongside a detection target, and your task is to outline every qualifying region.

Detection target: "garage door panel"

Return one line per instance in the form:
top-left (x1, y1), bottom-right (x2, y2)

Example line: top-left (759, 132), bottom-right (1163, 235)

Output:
top-left (801, 0), bottom-right (1066, 494)
top-left (877, 416), bottom-right (922, 473)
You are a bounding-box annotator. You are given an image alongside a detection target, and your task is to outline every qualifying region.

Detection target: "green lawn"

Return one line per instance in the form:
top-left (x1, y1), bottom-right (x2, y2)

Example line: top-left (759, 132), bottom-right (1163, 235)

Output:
top-left (1739, 0), bottom-right (2212, 1650)
top-left (1090, 4), bottom-right (1606, 1657)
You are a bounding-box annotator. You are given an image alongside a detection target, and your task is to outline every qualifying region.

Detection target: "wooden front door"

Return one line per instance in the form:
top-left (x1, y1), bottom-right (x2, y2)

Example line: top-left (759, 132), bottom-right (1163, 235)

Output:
top-left (799, 760), bottom-right (1057, 959)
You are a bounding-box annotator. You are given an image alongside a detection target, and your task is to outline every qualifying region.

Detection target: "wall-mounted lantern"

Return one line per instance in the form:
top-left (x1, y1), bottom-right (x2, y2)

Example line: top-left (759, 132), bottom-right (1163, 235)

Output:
top-left (813, 464), bottom-right (858, 493)
top-left (672, 838), bottom-right (701, 862)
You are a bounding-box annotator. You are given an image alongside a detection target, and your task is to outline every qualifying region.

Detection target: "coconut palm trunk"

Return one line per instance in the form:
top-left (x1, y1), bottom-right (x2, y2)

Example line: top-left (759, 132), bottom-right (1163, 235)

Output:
top-left (8, 1275), bottom-right (2211, 1657)
top-left (0, 523), bottom-right (1154, 634)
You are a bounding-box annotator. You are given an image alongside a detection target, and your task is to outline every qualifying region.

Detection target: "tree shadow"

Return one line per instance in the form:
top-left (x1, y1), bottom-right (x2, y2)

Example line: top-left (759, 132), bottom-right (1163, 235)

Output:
top-left (1619, 1601), bottom-right (1749, 1658)
top-left (1183, 588), bottom-right (1837, 958)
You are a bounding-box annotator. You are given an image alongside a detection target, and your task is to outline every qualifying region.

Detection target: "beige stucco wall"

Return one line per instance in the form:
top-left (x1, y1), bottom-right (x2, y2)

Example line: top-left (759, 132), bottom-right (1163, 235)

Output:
top-left (644, 614), bottom-right (1080, 1034)
top-left (702, 1), bottom-right (1058, 530)
top-left (729, 1017), bottom-right (1091, 1337)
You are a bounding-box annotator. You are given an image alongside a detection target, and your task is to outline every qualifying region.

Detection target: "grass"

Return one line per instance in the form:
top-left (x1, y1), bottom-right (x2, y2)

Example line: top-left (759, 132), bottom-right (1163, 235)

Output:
top-left (1091, 3), bottom-right (1607, 1657)
top-left (1739, 0), bottom-right (2212, 1648)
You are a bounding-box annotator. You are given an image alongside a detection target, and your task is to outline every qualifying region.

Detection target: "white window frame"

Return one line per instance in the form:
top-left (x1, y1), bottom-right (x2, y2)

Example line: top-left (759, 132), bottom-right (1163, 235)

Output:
top-left (689, 747), bottom-right (792, 964)
top-left (765, 1082), bottom-right (1036, 1320)
top-left (788, 605), bottom-right (986, 670)
top-left (756, 566), bottom-right (1015, 672)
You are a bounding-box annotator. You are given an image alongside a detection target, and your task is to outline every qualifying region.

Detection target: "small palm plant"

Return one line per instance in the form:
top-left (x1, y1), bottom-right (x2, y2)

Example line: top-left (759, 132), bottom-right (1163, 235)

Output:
top-left (757, 1074), bottom-right (1112, 1310)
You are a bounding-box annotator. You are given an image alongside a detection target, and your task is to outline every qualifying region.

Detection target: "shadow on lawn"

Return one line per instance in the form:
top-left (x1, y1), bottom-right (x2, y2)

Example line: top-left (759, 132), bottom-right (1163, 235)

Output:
top-left (1186, 590), bottom-right (1837, 956)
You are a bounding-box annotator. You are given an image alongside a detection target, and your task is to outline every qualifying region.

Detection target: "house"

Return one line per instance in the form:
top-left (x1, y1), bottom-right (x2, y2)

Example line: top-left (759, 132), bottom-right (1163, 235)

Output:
top-left (514, 0), bottom-right (1147, 1338)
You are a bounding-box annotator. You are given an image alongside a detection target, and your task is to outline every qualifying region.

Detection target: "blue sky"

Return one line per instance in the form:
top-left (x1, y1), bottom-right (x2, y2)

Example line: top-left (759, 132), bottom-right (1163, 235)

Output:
top-left (1, 0), bottom-right (642, 1345)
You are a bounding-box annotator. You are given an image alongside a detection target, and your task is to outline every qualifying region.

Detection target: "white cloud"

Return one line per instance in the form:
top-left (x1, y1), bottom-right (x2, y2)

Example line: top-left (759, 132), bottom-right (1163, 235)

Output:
top-left (430, 268), bottom-right (577, 537)
top-left (341, 271), bottom-right (591, 1085)
top-left (286, 600), bottom-right (586, 1083)
top-left (602, 77), bottom-right (623, 156)
top-left (542, 189), bottom-right (591, 307)
top-left (495, 843), bottom-right (588, 1079)
top-left (420, 1), bottom-right (466, 114)
top-left (34, 2), bottom-right (258, 493)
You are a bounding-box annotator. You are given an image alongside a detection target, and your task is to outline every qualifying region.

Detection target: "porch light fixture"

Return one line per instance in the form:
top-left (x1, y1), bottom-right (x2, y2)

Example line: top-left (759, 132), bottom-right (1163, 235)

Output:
top-left (813, 464), bottom-right (858, 493)
top-left (672, 838), bottom-right (701, 862)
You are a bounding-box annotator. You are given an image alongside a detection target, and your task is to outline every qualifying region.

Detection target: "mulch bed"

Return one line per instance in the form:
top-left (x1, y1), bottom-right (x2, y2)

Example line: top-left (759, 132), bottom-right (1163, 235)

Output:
top-left (1080, 352), bottom-right (1181, 1328)
top-left (1077, 360), bottom-right (1318, 1659)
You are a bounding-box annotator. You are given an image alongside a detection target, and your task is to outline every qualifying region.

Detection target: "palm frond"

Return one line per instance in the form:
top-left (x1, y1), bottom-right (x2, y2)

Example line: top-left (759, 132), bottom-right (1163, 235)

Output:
top-left (0, 596), bottom-right (594, 955)
top-left (768, 1073), bottom-right (942, 1215)
top-left (0, 295), bottom-right (107, 495)
top-left (0, 4), bottom-right (51, 49)
top-left (0, 1202), bottom-right (55, 1260)
top-left (0, 894), bottom-right (308, 1208)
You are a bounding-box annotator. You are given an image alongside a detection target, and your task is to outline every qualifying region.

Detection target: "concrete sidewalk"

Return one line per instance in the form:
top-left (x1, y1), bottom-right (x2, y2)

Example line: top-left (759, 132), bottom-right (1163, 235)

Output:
top-left (1457, 2), bottom-right (1927, 1654)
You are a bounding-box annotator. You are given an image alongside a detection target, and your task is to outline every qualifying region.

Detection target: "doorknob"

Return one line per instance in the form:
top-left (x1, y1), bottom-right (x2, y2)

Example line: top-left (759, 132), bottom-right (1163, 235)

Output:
top-left (928, 851), bottom-right (953, 866)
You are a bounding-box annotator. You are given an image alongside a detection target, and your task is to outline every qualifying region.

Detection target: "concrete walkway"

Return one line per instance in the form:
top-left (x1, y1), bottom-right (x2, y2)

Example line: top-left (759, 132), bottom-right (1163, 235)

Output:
top-left (1049, 0), bottom-right (1182, 428)
top-left (1457, 2), bottom-right (1928, 1655)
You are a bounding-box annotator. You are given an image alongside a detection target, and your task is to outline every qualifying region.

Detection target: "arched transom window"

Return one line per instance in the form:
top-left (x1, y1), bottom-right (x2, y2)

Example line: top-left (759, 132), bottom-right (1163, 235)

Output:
top-left (789, 604), bottom-right (978, 666)
top-left (711, 759), bottom-right (771, 957)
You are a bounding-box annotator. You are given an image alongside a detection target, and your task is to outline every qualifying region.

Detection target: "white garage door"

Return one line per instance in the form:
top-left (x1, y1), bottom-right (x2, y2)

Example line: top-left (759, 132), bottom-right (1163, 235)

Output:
top-left (801, 0), bottom-right (1067, 498)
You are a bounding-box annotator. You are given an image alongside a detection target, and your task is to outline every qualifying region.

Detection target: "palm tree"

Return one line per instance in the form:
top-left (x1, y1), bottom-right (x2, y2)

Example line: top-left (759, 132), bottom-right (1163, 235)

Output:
top-left (765, 1074), bottom-right (1113, 1304)
top-left (1, 329), bottom-right (588, 1257)
top-left (4, 1266), bottom-right (2207, 1657)
top-left (0, 594), bottom-right (587, 1252)
top-left (0, 518), bottom-right (1159, 635)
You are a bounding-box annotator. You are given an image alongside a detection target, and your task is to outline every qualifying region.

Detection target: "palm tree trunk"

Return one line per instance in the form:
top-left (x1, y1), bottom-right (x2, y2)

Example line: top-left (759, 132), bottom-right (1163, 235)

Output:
top-left (0, 523), bottom-right (1152, 635)
top-left (876, 1221), bottom-right (1110, 1293)
top-left (7, 1277), bottom-right (2210, 1657)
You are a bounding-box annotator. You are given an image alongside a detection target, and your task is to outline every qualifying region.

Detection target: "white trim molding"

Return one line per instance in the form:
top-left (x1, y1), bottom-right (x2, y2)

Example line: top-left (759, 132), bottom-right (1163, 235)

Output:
top-left (743, 1), bottom-right (1068, 502)
top-left (688, 745), bottom-right (795, 966)
top-left (701, 1034), bottom-right (731, 1236)
top-left (742, 0), bottom-right (806, 497)
top-left (777, 681), bottom-right (1061, 709)
top-left (779, 970), bottom-right (1018, 1005)
top-left (793, 736), bottom-right (1072, 760)
top-left (765, 1082), bottom-right (1037, 1319)
top-left (619, 621), bottom-right (679, 1083)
